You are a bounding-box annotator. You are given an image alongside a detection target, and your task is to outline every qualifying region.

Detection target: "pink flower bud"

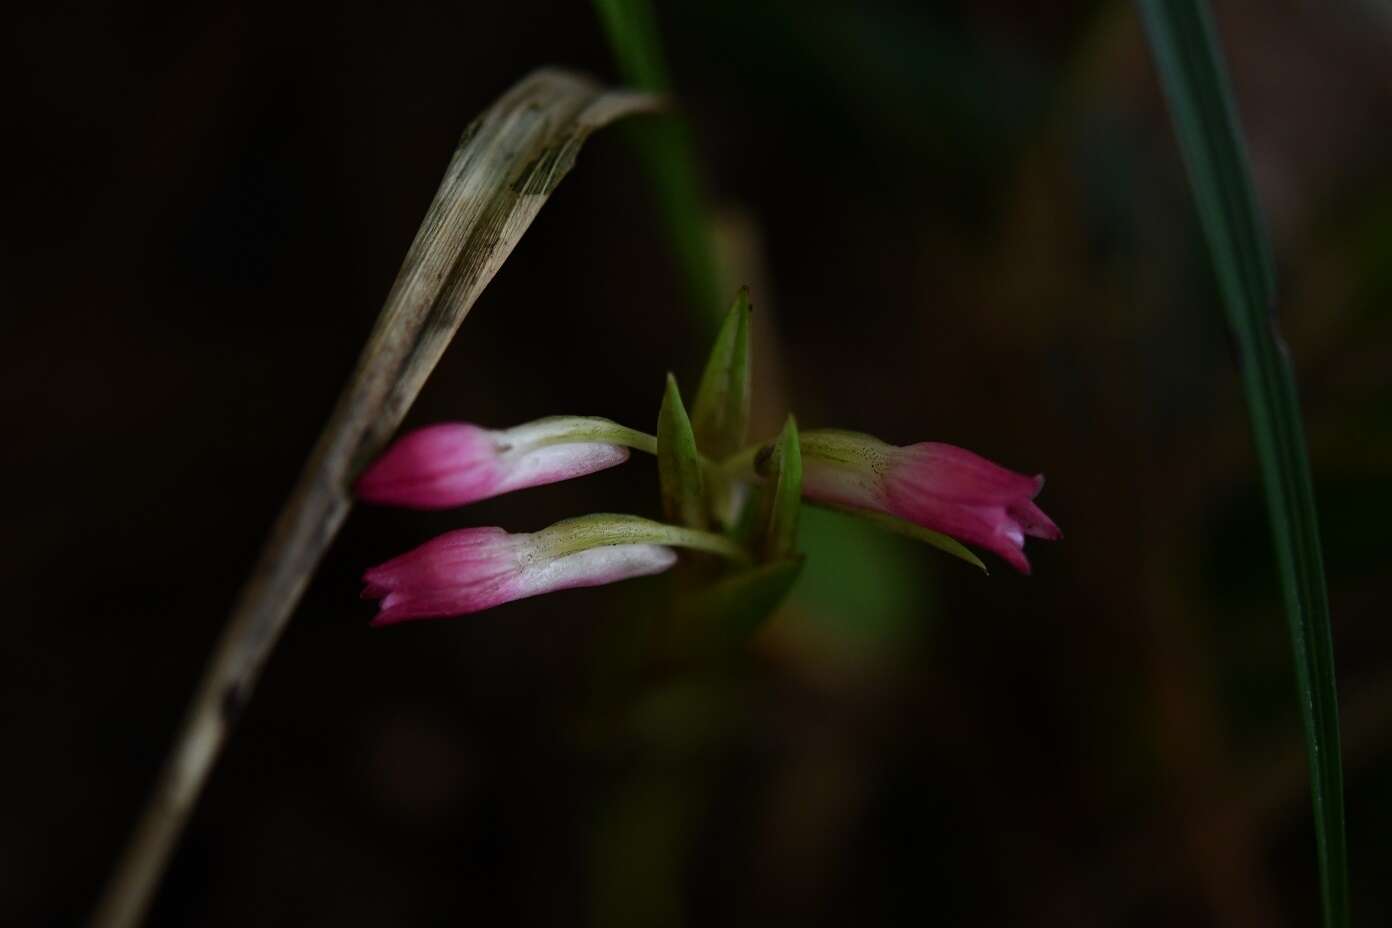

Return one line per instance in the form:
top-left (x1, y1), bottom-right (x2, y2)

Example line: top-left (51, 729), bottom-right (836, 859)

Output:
top-left (363, 525), bottom-right (678, 625)
top-left (800, 431), bottom-right (1060, 573)
top-left (356, 418), bottom-right (635, 509)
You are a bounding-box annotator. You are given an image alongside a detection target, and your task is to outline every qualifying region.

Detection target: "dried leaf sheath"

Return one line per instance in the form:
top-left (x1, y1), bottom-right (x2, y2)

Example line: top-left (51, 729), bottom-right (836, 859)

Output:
top-left (92, 69), bottom-right (659, 928)
top-left (349, 71), bottom-right (660, 467)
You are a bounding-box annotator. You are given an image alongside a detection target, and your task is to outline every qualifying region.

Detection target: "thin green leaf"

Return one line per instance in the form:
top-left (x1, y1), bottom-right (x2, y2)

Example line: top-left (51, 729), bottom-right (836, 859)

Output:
top-left (656, 373), bottom-right (707, 529)
top-left (1138, 3), bottom-right (1346, 925)
top-left (811, 502), bottom-right (987, 573)
top-left (762, 415), bottom-right (803, 562)
top-left (690, 288), bottom-right (752, 459)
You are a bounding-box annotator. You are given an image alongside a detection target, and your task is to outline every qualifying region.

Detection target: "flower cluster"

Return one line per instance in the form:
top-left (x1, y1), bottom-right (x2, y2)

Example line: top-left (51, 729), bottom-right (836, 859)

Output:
top-left (359, 291), bottom-right (1058, 625)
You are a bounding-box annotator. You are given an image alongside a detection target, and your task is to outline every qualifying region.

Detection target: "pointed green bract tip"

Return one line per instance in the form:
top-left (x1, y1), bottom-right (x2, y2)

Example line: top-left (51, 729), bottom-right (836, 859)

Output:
top-left (656, 373), bottom-right (707, 529)
top-left (762, 415), bottom-right (802, 562)
top-left (691, 288), bottom-right (752, 460)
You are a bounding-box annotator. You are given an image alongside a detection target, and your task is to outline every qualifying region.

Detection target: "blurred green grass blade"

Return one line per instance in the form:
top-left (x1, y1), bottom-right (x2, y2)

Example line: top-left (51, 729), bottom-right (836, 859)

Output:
top-left (593, 0), bottom-right (724, 328)
top-left (657, 373), bottom-right (708, 528)
top-left (592, 0), bottom-right (667, 91)
top-left (1137, 3), bottom-right (1347, 925)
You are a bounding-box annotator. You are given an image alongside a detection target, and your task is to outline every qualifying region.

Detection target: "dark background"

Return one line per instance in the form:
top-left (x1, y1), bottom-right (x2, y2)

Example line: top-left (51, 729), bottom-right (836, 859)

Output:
top-left (7, 1), bottom-right (1392, 924)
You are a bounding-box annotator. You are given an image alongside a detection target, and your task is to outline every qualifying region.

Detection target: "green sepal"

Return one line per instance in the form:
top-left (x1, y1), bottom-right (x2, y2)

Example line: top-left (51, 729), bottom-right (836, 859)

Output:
top-left (690, 288), bottom-right (752, 459)
top-left (540, 513), bottom-right (748, 563)
top-left (656, 374), bottom-right (707, 529)
top-left (811, 502), bottom-right (988, 573)
top-left (760, 415), bottom-right (802, 562)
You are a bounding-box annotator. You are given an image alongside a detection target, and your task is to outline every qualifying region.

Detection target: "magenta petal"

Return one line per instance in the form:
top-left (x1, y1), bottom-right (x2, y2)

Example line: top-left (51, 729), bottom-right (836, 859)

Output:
top-left (894, 443), bottom-right (1043, 503)
top-left (802, 433), bottom-right (1058, 574)
top-left (363, 527), bottom-right (521, 624)
top-left (357, 421), bottom-right (633, 510)
top-left (371, 584), bottom-right (522, 625)
top-left (997, 546), bottom-right (1032, 575)
top-left (1009, 498), bottom-right (1061, 540)
top-left (363, 527), bottom-right (513, 583)
top-left (882, 444), bottom-right (1056, 572)
top-left (355, 424), bottom-right (503, 509)
top-left (363, 527), bottom-right (679, 625)
top-left (890, 493), bottom-right (1034, 574)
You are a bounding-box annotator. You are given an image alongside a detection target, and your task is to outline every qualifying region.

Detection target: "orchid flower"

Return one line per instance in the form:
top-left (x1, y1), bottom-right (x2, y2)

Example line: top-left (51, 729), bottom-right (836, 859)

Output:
top-left (355, 417), bottom-right (655, 509)
top-left (794, 430), bottom-right (1060, 574)
top-left (363, 514), bottom-right (747, 625)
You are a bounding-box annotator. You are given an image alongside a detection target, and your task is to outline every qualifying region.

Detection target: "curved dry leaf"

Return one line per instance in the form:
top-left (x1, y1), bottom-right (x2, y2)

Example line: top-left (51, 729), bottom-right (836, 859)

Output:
top-left (93, 68), bottom-right (660, 928)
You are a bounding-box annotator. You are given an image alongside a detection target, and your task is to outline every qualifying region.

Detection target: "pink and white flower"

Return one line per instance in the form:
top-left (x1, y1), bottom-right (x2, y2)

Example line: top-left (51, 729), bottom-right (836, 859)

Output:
top-left (363, 514), bottom-right (746, 625)
top-left (364, 527), bottom-right (676, 625)
top-left (356, 417), bottom-right (651, 509)
top-left (798, 430), bottom-right (1060, 574)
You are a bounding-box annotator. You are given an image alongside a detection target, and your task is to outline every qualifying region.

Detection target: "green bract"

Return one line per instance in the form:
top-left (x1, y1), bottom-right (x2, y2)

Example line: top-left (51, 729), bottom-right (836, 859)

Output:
top-left (691, 288), bottom-right (752, 460)
top-left (759, 415), bottom-right (803, 563)
top-left (538, 513), bottom-right (748, 563)
top-left (656, 374), bottom-right (707, 529)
